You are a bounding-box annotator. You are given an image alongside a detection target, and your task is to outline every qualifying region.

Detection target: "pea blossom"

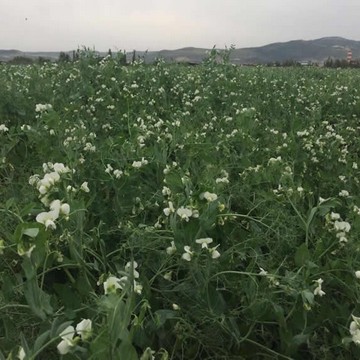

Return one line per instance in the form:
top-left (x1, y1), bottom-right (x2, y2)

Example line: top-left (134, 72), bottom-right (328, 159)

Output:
top-left (166, 241), bottom-right (177, 255)
top-left (163, 201), bottom-right (175, 216)
top-left (76, 319), bottom-right (92, 341)
top-left (200, 191), bottom-right (218, 202)
top-left (182, 246), bottom-right (193, 261)
top-left (80, 181), bottom-right (90, 192)
top-left (334, 220), bottom-right (351, 233)
top-left (17, 347), bottom-right (25, 360)
top-left (103, 276), bottom-right (122, 294)
top-left (313, 278), bottom-right (325, 297)
top-left (57, 325), bottom-right (76, 355)
top-left (125, 261), bottom-right (139, 278)
top-left (195, 237), bottom-right (213, 248)
top-left (350, 315), bottom-right (360, 345)
top-left (57, 319), bottom-right (92, 354)
top-left (36, 209), bottom-right (59, 230)
top-left (209, 245), bottom-right (221, 259)
top-left (0, 124), bottom-right (9, 132)
top-left (176, 206), bottom-right (192, 221)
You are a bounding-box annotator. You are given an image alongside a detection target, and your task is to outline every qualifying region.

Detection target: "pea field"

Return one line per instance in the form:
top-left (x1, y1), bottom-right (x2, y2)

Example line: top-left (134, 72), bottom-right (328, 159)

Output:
top-left (1, 51), bottom-right (360, 359)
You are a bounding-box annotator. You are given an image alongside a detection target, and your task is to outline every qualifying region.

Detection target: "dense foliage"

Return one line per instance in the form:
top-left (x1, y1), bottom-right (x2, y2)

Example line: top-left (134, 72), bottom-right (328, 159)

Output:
top-left (1, 52), bottom-right (360, 359)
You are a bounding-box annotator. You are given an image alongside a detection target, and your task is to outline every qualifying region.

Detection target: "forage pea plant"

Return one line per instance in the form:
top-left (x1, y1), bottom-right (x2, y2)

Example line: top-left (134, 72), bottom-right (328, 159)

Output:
top-left (2, 54), bottom-right (360, 358)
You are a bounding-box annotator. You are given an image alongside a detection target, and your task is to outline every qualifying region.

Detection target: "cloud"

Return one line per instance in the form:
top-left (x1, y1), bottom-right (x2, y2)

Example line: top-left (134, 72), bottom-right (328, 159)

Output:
top-left (1, 0), bottom-right (360, 51)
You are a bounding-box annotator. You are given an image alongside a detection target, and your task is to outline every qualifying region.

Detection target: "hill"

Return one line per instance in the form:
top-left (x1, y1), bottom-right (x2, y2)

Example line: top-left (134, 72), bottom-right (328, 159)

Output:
top-left (1, 37), bottom-right (359, 64)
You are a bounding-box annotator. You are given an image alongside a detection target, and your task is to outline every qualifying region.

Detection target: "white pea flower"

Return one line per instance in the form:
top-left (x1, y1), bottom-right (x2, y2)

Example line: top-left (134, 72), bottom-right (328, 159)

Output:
top-left (350, 315), bottom-right (360, 345)
top-left (76, 319), bottom-right (92, 341)
top-left (83, 142), bottom-right (96, 152)
top-left (181, 246), bottom-right (193, 261)
top-left (313, 278), bottom-right (325, 297)
top-left (28, 174), bottom-right (40, 186)
top-left (172, 303), bottom-right (180, 310)
top-left (132, 158), bottom-right (148, 168)
top-left (176, 207), bottom-right (192, 221)
top-left (355, 271), bottom-right (360, 279)
top-left (36, 209), bottom-right (60, 230)
top-left (103, 276), bottom-right (122, 294)
top-left (336, 231), bottom-right (348, 243)
top-left (268, 156), bottom-right (282, 164)
top-left (330, 212), bottom-right (341, 220)
top-left (334, 220), bottom-right (351, 233)
top-left (162, 186), bottom-right (171, 196)
top-left (134, 281), bottom-right (143, 295)
top-left (80, 182), bottom-right (90, 193)
top-left (132, 161), bottom-right (142, 168)
top-left (35, 103), bottom-right (52, 112)
top-left (339, 190), bottom-right (350, 197)
top-left (191, 209), bottom-right (199, 218)
top-left (113, 169), bottom-right (123, 178)
top-left (105, 164), bottom-right (113, 174)
top-left (53, 163), bottom-right (70, 174)
top-left (17, 346), bottom-right (25, 360)
top-left (163, 201), bottom-right (175, 216)
top-left (163, 271), bottom-right (172, 280)
top-left (57, 325), bottom-right (75, 355)
top-left (0, 124), bottom-right (9, 132)
top-left (166, 241), bottom-right (177, 255)
top-left (60, 203), bottom-right (70, 216)
top-left (50, 199), bottom-right (61, 212)
top-left (195, 237), bottom-right (213, 249)
top-left (200, 191), bottom-right (218, 202)
top-left (125, 261), bottom-right (139, 278)
top-left (259, 267), bottom-right (268, 276)
top-left (209, 245), bottom-right (221, 259)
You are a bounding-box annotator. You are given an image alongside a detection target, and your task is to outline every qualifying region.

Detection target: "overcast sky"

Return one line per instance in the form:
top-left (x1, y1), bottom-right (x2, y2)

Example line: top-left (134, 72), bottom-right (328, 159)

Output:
top-left (1, 0), bottom-right (360, 52)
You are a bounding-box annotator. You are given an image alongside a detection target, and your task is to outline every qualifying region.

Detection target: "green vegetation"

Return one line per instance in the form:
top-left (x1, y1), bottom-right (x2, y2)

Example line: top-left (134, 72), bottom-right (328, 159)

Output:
top-left (1, 51), bottom-right (360, 359)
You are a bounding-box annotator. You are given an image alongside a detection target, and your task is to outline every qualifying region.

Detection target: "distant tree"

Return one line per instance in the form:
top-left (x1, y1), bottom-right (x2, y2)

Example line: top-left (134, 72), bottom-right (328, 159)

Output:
top-left (132, 50), bottom-right (136, 63)
top-left (8, 56), bottom-right (34, 65)
top-left (72, 50), bottom-right (80, 61)
top-left (108, 49), bottom-right (112, 58)
top-left (282, 59), bottom-right (300, 67)
top-left (324, 57), bottom-right (334, 68)
top-left (37, 56), bottom-right (50, 64)
top-left (58, 52), bottom-right (71, 63)
top-left (116, 50), bottom-right (127, 65)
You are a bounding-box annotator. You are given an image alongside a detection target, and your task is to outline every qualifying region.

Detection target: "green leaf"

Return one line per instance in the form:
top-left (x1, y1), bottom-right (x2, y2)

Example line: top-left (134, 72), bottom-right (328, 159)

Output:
top-left (295, 243), bottom-right (310, 267)
top-left (317, 198), bottom-right (341, 216)
top-left (50, 319), bottom-right (74, 338)
top-left (206, 284), bottom-right (226, 315)
top-left (106, 294), bottom-right (134, 348)
top-left (116, 340), bottom-right (138, 360)
top-left (23, 278), bottom-right (53, 320)
top-left (301, 289), bottom-right (315, 307)
top-left (33, 330), bottom-right (50, 353)
top-left (154, 310), bottom-right (177, 328)
top-left (20, 332), bottom-right (30, 355)
top-left (292, 333), bottom-right (309, 346)
top-left (23, 228), bottom-right (39, 238)
top-left (306, 206), bottom-right (318, 229)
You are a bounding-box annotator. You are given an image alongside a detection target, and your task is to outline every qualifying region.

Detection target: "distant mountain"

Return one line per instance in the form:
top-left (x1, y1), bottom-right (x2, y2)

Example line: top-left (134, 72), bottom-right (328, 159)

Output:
top-left (230, 37), bottom-right (360, 64)
top-left (1, 37), bottom-right (359, 64)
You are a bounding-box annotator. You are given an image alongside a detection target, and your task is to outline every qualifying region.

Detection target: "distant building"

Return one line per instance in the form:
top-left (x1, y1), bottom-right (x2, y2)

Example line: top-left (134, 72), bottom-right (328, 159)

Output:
top-left (347, 49), bottom-right (352, 63)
